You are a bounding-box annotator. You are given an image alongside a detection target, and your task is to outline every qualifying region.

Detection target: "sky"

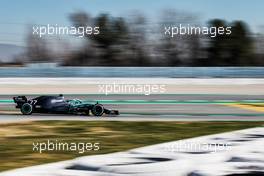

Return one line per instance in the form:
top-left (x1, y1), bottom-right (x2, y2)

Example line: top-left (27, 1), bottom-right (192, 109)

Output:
top-left (0, 0), bottom-right (263, 46)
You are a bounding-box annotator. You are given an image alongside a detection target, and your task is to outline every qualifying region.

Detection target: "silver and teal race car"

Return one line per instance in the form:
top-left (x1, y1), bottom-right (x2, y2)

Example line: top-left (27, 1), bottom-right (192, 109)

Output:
top-left (13, 95), bottom-right (119, 116)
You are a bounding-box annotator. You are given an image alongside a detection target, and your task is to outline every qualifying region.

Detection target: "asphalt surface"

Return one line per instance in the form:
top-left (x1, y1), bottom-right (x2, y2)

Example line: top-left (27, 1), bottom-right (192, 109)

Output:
top-left (0, 95), bottom-right (263, 122)
top-left (0, 95), bottom-right (264, 122)
top-left (0, 114), bottom-right (263, 123)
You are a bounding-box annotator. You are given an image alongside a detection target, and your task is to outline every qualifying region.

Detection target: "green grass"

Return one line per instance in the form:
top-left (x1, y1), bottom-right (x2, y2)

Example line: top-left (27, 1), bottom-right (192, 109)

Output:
top-left (0, 121), bottom-right (263, 171)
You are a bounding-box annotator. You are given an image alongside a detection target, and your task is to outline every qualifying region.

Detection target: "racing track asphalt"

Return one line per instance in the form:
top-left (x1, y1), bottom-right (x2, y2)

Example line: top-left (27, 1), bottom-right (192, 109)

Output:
top-left (0, 114), bottom-right (264, 123)
top-left (0, 94), bottom-right (263, 123)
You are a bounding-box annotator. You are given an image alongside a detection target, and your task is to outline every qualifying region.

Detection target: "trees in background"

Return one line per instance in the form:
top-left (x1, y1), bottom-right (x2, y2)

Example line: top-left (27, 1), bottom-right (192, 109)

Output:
top-left (92, 14), bottom-right (129, 65)
top-left (66, 12), bottom-right (130, 66)
top-left (207, 19), bottom-right (230, 66)
top-left (228, 21), bottom-right (254, 65)
top-left (207, 20), bottom-right (253, 66)
top-left (26, 30), bottom-right (51, 62)
top-left (126, 12), bottom-right (150, 66)
top-left (25, 10), bottom-right (264, 66)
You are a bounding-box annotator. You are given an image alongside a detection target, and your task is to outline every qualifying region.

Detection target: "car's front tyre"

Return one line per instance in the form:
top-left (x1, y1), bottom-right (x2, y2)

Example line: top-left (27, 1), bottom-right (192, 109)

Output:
top-left (91, 104), bottom-right (104, 116)
top-left (21, 103), bottom-right (33, 115)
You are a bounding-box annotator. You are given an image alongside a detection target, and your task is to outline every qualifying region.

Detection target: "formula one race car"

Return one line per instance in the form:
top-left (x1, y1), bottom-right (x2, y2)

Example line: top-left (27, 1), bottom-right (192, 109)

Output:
top-left (13, 95), bottom-right (119, 116)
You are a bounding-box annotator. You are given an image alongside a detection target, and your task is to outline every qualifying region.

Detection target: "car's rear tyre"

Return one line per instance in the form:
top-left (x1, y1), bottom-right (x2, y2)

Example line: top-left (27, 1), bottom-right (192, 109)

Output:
top-left (21, 103), bottom-right (33, 115)
top-left (92, 104), bottom-right (104, 116)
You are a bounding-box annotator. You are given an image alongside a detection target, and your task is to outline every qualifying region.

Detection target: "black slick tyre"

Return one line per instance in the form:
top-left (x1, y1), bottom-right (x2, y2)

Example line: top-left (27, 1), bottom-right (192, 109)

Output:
top-left (21, 103), bottom-right (33, 115)
top-left (92, 104), bottom-right (104, 116)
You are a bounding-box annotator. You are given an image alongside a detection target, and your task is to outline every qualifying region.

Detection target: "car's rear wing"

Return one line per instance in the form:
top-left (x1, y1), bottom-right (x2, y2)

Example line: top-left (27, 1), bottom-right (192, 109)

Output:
top-left (13, 96), bottom-right (27, 108)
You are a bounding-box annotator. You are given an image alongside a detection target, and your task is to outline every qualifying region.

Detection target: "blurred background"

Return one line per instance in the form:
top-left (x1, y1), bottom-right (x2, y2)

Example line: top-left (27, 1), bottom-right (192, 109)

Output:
top-left (0, 1), bottom-right (264, 173)
top-left (0, 0), bottom-right (264, 67)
